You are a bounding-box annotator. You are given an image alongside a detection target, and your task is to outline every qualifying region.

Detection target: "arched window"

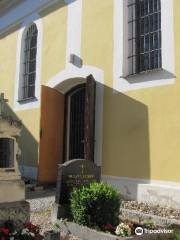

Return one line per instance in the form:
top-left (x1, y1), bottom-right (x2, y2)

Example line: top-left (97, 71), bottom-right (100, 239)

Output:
top-left (18, 23), bottom-right (38, 101)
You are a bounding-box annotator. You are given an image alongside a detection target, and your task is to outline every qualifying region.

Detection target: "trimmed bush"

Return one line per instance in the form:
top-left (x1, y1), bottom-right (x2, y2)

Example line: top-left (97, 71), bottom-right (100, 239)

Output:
top-left (70, 182), bottom-right (121, 229)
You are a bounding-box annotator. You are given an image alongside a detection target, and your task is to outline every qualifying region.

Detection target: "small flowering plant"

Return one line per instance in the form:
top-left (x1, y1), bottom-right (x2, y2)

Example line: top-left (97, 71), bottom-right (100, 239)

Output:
top-left (115, 222), bottom-right (131, 237)
top-left (0, 221), bottom-right (41, 240)
top-left (102, 224), bottom-right (116, 234)
top-left (0, 227), bottom-right (10, 240)
top-left (24, 222), bottom-right (40, 236)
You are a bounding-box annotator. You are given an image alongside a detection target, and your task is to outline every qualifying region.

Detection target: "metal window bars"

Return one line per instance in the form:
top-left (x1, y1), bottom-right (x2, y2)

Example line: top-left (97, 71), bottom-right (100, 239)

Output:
top-left (21, 23), bottom-right (38, 101)
top-left (128, 0), bottom-right (161, 75)
top-left (0, 138), bottom-right (14, 168)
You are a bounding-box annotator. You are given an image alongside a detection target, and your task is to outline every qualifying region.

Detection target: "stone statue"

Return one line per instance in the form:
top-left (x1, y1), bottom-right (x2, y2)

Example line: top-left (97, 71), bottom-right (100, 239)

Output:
top-left (0, 93), bottom-right (29, 227)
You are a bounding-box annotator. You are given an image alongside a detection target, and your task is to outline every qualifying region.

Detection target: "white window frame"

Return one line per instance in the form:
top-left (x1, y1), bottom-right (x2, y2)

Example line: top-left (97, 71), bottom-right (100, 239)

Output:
top-left (14, 13), bottom-right (43, 111)
top-left (113, 0), bottom-right (175, 92)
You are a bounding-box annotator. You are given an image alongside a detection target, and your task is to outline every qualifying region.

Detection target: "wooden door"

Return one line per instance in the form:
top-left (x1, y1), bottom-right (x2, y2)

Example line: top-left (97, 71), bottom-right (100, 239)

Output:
top-left (84, 75), bottom-right (96, 162)
top-left (38, 86), bottom-right (64, 184)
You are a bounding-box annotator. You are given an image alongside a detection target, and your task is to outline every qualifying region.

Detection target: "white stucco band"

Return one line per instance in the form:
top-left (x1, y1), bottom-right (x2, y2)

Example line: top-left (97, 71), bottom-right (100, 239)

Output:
top-left (102, 175), bottom-right (180, 209)
top-left (113, 0), bottom-right (175, 92)
top-left (47, 65), bottom-right (104, 167)
top-left (65, 0), bottom-right (82, 67)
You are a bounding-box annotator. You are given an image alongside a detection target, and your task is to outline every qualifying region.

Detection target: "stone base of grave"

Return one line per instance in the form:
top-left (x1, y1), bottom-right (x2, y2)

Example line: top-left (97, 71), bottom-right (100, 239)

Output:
top-left (0, 200), bottom-right (30, 228)
top-left (51, 203), bottom-right (71, 222)
top-left (0, 179), bottom-right (25, 203)
top-left (44, 230), bottom-right (60, 240)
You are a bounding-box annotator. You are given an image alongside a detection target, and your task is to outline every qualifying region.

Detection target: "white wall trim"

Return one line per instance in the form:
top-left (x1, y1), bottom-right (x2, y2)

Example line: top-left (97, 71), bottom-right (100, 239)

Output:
top-left (161, 0), bottom-right (175, 75)
top-left (102, 175), bottom-right (180, 208)
top-left (19, 165), bottom-right (37, 180)
top-left (113, 0), bottom-right (175, 93)
top-left (47, 65), bottom-right (104, 167)
top-left (47, 65), bottom-right (104, 88)
top-left (66, 0), bottom-right (82, 67)
top-left (14, 13), bottom-right (43, 111)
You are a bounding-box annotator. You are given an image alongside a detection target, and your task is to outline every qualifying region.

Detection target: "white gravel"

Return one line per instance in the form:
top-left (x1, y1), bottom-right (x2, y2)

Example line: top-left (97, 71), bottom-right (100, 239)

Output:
top-left (27, 196), bottom-right (55, 212)
top-left (121, 200), bottom-right (180, 220)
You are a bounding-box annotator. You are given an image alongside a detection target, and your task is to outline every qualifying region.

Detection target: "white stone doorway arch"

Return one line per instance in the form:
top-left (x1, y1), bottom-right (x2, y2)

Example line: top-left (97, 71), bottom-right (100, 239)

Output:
top-left (46, 66), bottom-right (104, 167)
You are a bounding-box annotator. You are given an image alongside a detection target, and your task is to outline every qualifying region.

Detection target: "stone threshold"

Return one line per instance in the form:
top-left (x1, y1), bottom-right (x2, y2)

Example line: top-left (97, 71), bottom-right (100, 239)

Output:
top-left (120, 208), bottom-right (180, 227)
top-left (58, 221), bottom-right (173, 240)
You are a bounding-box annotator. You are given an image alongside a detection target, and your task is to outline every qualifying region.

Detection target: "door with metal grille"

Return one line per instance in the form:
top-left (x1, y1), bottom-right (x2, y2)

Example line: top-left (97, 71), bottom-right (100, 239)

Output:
top-left (65, 85), bottom-right (85, 160)
top-left (65, 76), bottom-right (96, 162)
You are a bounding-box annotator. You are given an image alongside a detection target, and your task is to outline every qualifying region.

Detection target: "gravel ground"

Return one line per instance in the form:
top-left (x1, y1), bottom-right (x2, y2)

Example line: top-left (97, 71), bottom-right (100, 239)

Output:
top-left (121, 200), bottom-right (180, 220)
top-left (27, 196), bottom-right (55, 212)
top-left (27, 194), bottom-right (81, 239)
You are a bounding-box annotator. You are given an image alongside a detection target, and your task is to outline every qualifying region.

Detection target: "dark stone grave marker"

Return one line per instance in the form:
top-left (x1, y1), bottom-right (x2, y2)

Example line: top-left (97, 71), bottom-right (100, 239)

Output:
top-left (52, 159), bottom-right (101, 220)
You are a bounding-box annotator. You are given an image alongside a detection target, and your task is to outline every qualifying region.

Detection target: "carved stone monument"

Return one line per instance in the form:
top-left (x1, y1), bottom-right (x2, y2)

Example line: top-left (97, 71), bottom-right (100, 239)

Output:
top-left (52, 159), bottom-right (101, 221)
top-left (0, 93), bottom-right (30, 227)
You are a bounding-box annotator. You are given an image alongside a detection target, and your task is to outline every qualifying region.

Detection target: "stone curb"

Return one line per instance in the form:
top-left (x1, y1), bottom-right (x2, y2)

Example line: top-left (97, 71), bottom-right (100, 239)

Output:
top-left (120, 208), bottom-right (180, 227)
top-left (0, 200), bottom-right (30, 229)
top-left (59, 221), bottom-right (173, 240)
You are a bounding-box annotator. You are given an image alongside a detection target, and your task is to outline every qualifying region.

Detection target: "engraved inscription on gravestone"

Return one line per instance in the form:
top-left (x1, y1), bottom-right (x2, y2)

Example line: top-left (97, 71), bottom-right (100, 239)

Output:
top-left (55, 159), bottom-right (101, 205)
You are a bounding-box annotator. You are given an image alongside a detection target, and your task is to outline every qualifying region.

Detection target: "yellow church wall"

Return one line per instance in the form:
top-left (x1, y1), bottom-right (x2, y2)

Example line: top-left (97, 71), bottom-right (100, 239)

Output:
top-left (16, 109), bottom-right (40, 167)
top-left (0, 30), bottom-right (17, 106)
top-left (82, 0), bottom-right (113, 87)
top-left (102, 0), bottom-right (180, 183)
top-left (0, 2), bottom-right (68, 169)
top-left (0, 0), bottom-right (180, 184)
top-left (0, 29), bottom-right (39, 168)
top-left (40, 2), bottom-right (67, 84)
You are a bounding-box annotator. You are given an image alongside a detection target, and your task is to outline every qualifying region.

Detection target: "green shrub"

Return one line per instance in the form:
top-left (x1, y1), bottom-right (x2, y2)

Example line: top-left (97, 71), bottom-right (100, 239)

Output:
top-left (70, 182), bottom-right (121, 229)
top-left (174, 233), bottom-right (180, 240)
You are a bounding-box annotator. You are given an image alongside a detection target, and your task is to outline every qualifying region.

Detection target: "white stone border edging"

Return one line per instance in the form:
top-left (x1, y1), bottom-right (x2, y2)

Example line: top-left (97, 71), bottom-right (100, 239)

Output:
top-left (120, 208), bottom-right (180, 227)
top-left (58, 221), bottom-right (173, 240)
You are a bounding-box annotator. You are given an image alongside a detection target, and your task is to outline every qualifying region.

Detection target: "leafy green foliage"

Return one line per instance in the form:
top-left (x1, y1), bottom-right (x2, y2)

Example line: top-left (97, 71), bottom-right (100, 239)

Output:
top-left (70, 182), bottom-right (121, 229)
top-left (174, 232), bottom-right (180, 240)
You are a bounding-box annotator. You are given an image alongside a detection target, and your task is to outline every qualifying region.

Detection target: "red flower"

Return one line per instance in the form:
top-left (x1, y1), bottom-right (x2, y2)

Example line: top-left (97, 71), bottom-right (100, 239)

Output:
top-left (24, 222), bottom-right (40, 234)
top-left (0, 228), bottom-right (9, 236)
top-left (102, 224), bottom-right (116, 233)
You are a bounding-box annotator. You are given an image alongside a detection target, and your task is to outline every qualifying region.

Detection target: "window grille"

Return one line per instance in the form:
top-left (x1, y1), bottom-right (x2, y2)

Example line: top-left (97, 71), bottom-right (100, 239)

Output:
top-left (0, 138), bottom-right (14, 168)
top-left (20, 23), bottom-right (38, 101)
top-left (128, 0), bottom-right (161, 75)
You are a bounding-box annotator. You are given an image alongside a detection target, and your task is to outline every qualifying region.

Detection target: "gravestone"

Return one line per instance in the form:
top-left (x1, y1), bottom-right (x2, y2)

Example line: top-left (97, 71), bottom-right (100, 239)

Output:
top-left (0, 93), bottom-right (30, 227)
top-left (52, 159), bottom-right (101, 220)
